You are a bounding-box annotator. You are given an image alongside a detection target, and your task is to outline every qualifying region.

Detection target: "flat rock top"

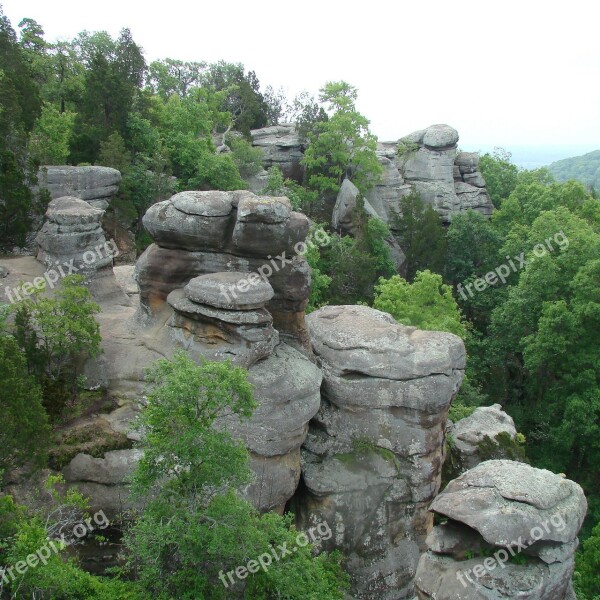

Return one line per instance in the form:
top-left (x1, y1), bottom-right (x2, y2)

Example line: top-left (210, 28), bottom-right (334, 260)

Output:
top-left (41, 165), bottom-right (121, 185)
top-left (306, 305), bottom-right (465, 380)
top-left (46, 196), bottom-right (104, 225)
top-left (171, 191), bottom-right (234, 217)
top-left (431, 460), bottom-right (587, 546)
top-left (184, 271), bottom-right (274, 310)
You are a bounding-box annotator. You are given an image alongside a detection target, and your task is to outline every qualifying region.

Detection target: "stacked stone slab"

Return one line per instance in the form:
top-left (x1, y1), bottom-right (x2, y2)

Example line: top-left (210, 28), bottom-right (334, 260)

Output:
top-left (136, 190), bottom-right (311, 349)
top-left (166, 272), bottom-right (278, 368)
top-left (36, 196), bottom-right (115, 273)
top-left (453, 151), bottom-right (494, 217)
top-left (36, 165), bottom-right (121, 210)
top-left (295, 305), bottom-right (466, 599)
top-left (415, 460), bottom-right (587, 600)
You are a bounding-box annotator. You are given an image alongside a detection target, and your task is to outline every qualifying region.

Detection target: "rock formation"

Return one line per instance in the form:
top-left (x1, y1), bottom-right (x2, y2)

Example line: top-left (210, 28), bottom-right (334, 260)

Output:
top-left (136, 190), bottom-right (311, 349)
top-left (332, 178), bottom-right (407, 272)
top-left (447, 404), bottom-right (521, 473)
top-left (415, 460), bottom-right (587, 600)
top-left (295, 305), bottom-right (466, 599)
top-left (249, 123), bottom-right (494, 226)
top-left (166, 272), bottom-right (278, 368)
top-left (35, 165), bottom-right (121, 210)
top-left (36, 196), bottom-right (115, 273)
top-left (250, 124), bottom-right (305, 181)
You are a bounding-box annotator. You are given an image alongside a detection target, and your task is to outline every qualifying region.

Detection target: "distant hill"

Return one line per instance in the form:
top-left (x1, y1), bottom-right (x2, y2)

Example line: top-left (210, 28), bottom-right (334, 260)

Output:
top-left (548, 149), bottom-right (600, 189)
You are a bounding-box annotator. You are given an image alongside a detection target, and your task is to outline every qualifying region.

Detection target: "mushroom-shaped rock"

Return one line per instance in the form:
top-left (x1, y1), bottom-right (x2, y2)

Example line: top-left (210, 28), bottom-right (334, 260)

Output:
top-left (35, 196), bottom-right (114, 272)
top-left (184, 271), bottom-right (274, 310)
top-left (422, 124), bottom-right (459, 149)
top-left (415, 460), bottom-right (587, 600)
top-left (166, 272), bottom-right (278, 368)
top-left (430, 460), bottom-right (586, 547)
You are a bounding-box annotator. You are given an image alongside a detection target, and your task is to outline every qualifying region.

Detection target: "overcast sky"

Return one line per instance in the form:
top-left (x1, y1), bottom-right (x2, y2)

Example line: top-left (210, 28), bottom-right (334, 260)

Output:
top-left (3, 0), bottom-right (599, 155)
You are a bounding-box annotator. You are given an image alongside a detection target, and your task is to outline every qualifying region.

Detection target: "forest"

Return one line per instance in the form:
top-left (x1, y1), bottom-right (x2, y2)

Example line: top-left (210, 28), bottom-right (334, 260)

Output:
top-left (0, 5), bottom-right (599, 599)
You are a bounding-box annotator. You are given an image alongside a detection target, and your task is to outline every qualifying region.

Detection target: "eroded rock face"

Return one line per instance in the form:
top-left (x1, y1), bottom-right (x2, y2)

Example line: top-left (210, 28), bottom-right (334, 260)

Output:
top-left (448, 404), bottom-right (520, 472)
top-left (36, 166), bottom-right (121, 210)
top-left (250, 124), bottom-right (306, 181)
top-left (137, 190), bottom-right (311, 349)
top-left (415, 460), bottom-right (587, 600)
top-left (295, 305), bottom-right (466, 599)
top-left (166, 274), bottom-right (278, 368)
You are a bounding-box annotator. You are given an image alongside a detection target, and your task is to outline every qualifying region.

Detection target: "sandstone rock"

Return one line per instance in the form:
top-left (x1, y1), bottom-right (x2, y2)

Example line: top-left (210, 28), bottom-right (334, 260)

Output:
top-left (455, 182), bottom-right (494, 216)
top-left (431, 460), bottom-right (587, 547)
top-left (223, 343), bottom-right (322, 512)
top-left (142, 193), bottom-right (234, 252)
top-left (136, 189), bottom-right (312, 348)
top-left (184, 272), bottom-right (274, 310)
top-left (36, 165), bottom-right (121, 210)
top-left (415, 460), bottom-right (587, 600)
top-left (35, 196), bottom-right (115, 273)
top-left (63, 449), bottom-right (143, 486)
top-left (167, 287), bottom-right (278, 368)
top-left (250, 124), bottom-right (305, 181)
top-left (449, 404), bottom-right (520, 471)
top-left (332, 178), bottom-right (379, 233)
top-left (422, 124), bottom-right (459, 149)
top-left (296, 305), bottom-right (465, 599)
top-left (0, 265), bottom-right (8, 278)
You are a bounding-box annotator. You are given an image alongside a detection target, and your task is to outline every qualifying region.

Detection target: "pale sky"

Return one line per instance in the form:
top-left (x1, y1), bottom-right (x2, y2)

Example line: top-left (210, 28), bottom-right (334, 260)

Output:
top-left (3, 0), bottom-right (599, 155)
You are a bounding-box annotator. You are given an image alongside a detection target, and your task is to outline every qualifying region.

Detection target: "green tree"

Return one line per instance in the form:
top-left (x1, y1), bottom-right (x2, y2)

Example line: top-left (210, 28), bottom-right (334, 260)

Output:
top-left (303, 81), bottom-right (382, 196)
top-left (0, 334), bottom-right (50, 479)
top-left (13, 275), bottom-right (102, 420)
top-left (0, 7), bottom-right (42, 247)
top-left (575, 521), bottom-right (600, 600)
top-left (147, 58), bottom-right (207, 99)
top-left (122, 352), bottom-right (348, 599)
top-left (392, 191), bottom-right (447, 280)
top-left (479, 148), bottom-right (519, 207)
top-left (373, 270), bottom-right (466, 338)
top-left (28, 102), bottom-right (76, 164)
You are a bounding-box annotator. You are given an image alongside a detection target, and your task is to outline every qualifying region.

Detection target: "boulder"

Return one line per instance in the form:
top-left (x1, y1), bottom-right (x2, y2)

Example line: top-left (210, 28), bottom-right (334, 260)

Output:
top-left (295, 305), bottom-right (465, 598)
top-left (415, 460), bottom-right (588, 600)
top-left (449, 404), bottom-right (521, 471)
top-left (36, 165), bottom-right (121, 210)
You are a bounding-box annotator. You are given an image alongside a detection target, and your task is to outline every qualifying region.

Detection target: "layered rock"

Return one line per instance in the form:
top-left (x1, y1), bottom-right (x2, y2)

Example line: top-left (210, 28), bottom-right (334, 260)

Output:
top-left (295, 305), bottom-right (466, 599)
top-left (250, 124), bottom-right (305, 181)
top-left (448, 404), bottom-right (521, 472)
top-left (36, 196), bottom-right (117, 274)
top-left (136, 190), bottom-right (311, 349)
top-left (415, 460), bottom-right (587, 600)
top-left (36, 166), bottom-right (121, 210)
top-left (166, 272), bottom-right (278, 368)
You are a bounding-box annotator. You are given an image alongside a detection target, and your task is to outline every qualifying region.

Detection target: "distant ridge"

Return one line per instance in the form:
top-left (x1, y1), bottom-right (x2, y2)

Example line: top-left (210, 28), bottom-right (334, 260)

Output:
top-left (548, 149), bottom-right (600, 189)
